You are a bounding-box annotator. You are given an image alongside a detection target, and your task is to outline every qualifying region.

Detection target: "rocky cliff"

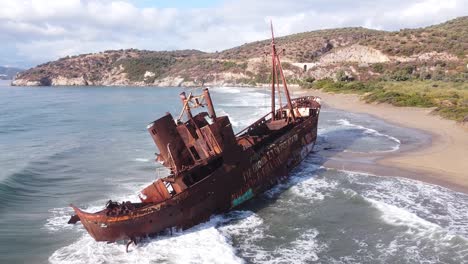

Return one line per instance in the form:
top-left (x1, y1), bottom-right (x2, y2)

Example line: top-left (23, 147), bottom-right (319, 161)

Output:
top-left (12, 17), bottom-right (468, 87)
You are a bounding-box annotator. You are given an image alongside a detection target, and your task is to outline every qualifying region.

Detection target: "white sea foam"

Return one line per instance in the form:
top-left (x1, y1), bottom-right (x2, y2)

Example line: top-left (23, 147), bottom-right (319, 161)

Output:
top-left (49, 219), bottom-right (243, 264)
top-left (367, 198), bottom-right (440, 231)
top-left (217, 108), bottom-right (240, 127)
top-left (337, 119), bottom-right (400, 144)
top-left (226, 227), bottom-right (325, 264)
top-left (44, 207), bottom-right (80, 232)
top-left (270, 229), bottom-right (325, 263)
top-left (367, 197), bottom-right (468, 262)
top-left (342, 170), bottom-right (468, 238)
top-left (212, 87), bottom-right (242, 94)
top-left (289, 176), bottom-right (338, 201)
top-left (219, 211), bottom-right (266, 246)
top-left (134, 158), bottom-right (150, 162)
top-left (329, 168), bottom-right (468, 261)
top-left (49, 211), bottom-right (262, 264)
top-left (217, 107), bottom-right (268, 129)
top-left (336, 118), bottom-right (401, 152)
top-left (44, 203), bottom-right (108, 233)
top-left (289, 165), bottom-right (468, 262)
top-left (263, 163), bottom-right (324, 199)
top-left (218, 206), bottom-right (326, 264)
top-left (212, 86), bottom-right (270, 130)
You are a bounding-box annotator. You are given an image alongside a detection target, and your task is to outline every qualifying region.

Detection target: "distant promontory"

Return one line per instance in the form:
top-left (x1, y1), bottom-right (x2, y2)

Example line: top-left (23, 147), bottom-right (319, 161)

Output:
top-left (0, 66), bottom-right (23, 80)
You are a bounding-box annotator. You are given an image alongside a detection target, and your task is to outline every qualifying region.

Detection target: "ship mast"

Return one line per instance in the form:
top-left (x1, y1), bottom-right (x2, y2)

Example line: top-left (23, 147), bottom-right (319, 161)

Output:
top-left (270, 22), bottom-right (276, 121)
top-left (270, 22), bottom-right (295, 122)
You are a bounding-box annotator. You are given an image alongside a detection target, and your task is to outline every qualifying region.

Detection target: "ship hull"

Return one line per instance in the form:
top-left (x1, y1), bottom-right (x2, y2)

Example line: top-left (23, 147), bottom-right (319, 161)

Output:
top-left (73, 113), bottom-right (319, 242)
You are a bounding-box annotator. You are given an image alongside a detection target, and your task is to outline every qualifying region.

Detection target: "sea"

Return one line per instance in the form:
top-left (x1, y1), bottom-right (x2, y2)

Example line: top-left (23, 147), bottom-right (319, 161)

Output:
top-left (1, 81), bottom-right (467, 264)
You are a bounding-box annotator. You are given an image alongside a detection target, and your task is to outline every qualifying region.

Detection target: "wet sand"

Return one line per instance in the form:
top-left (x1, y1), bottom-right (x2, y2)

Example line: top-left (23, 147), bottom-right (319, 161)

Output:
top-left (295, 88), bottom-right (468, 194)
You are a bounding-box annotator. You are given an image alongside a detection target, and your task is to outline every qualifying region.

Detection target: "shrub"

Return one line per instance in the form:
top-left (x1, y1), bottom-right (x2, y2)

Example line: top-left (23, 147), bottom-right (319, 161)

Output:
top-left (372, 63), bottom-right (384, 73)
top-left (335, 70), bottom-right (347, 81)
top-left (116, 55), bottom-right (176, 81)
top-left (222, 61), bottom-right (237, 70)
top-left (364, 90), bottom-right (434, 107)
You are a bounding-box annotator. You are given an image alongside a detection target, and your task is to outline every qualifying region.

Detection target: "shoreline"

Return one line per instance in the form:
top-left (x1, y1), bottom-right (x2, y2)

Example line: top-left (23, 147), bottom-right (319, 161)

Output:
top-left (296, 88), bottom-right (468, 194)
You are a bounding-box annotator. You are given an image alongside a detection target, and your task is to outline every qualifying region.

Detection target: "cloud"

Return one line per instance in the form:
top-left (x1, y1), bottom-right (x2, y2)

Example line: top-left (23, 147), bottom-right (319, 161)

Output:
top-left (0, 0), bottom-right (466, 67)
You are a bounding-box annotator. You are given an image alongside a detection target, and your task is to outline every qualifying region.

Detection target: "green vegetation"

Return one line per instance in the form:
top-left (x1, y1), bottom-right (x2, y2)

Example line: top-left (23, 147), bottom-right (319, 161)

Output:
top-left (218, 17), bottom-right (467, 62)
top-left (116, 54), bottom-right (177, 82)
top-left (302, 79), bottom-right (468, 122)
top-left (372, 61), bottom-right (468, 83)
top-left (222, 61), bottom-right (237, 70)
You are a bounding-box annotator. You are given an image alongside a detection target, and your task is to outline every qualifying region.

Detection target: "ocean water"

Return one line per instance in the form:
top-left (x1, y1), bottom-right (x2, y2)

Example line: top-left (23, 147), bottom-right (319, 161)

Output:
top-left (0, 83), bottom-right (467, 264)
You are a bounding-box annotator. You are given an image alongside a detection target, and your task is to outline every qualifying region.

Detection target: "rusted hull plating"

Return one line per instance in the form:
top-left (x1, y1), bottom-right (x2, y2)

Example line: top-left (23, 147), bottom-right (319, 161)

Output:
top-left (71, 100), bottom-right (319, 242)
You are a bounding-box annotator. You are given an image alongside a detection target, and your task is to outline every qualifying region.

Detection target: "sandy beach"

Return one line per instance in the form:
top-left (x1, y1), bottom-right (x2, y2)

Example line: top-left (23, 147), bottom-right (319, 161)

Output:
top-left (295, 88), bottom-right (468, 193)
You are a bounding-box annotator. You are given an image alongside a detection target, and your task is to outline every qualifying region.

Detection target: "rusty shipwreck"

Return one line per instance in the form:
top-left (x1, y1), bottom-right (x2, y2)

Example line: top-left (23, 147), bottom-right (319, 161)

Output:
top-left (68, 24), bottom-right (321, 244)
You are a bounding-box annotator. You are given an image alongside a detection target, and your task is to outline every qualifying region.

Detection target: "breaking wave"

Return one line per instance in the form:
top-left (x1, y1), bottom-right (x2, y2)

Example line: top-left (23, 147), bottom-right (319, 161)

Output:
top-left (336, 118), bottom-right (401, 152)
top-left (345, 171), bottom-right (468, 237)
top-left (367, 198), bottom-right (468, 262)
top-left (49, 211), bottom-right (260, 264)
top-left (217, 107), bottom-right (268, 130)
top-left (44, 207), bottom-right (80, 233)
top-left (211, 87), bottom-right (242, 94)
top-left (134, 158), bottom-right (150, 162)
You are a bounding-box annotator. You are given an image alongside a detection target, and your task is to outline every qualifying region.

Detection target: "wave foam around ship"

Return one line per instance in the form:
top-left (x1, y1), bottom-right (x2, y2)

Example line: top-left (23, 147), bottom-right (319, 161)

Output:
top-left (46, 158), bottom-right (468, 263)
top-left (49, 211), bottom-right (264, 264)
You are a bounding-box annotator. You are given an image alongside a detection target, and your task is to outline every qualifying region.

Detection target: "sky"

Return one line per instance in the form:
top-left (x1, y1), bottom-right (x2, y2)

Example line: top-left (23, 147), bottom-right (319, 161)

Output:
top-left (1, 0), bottom-right (467, 68)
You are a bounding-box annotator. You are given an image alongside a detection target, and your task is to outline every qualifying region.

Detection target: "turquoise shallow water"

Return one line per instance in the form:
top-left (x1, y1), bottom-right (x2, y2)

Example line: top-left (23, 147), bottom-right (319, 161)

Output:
top-left (0, 84), bottom-right (467, 263)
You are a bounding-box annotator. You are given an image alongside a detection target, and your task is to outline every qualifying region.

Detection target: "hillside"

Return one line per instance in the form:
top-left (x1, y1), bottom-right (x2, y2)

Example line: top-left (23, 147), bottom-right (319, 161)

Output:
top-left (0, 66), bottom-right (23, 80)
top-left (12, 16), bottom-right (468, 87)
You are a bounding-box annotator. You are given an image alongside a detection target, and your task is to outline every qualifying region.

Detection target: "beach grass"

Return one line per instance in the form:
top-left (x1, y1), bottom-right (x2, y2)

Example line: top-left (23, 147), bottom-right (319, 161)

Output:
top-left (302, 79), bottom-right (468, 121)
